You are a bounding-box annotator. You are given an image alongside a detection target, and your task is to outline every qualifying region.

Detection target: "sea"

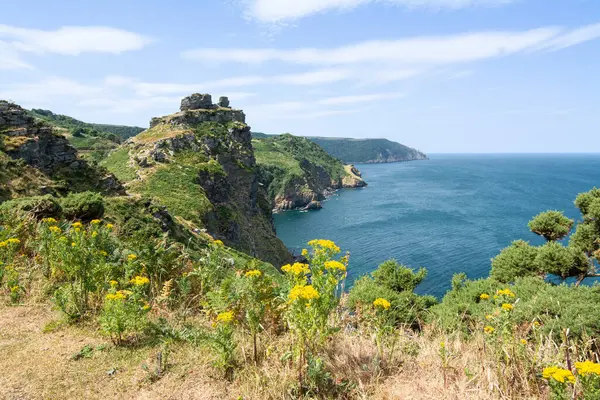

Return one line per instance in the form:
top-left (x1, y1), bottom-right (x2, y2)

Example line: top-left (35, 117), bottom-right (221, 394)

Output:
top-left (273, 154), bottom-right (600, 299)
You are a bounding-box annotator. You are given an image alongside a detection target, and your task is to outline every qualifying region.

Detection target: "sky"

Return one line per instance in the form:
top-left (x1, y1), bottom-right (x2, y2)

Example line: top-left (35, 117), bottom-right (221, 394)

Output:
top-left (1, 0), bottom-right (599, 153)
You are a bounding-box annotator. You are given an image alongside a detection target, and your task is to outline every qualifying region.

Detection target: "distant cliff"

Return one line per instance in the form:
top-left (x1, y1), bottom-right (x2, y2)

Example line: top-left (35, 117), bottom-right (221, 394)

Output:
top-left (253, 134), bottom-right (366, 212)
top-left (308, 137), bottom-right (427, 163)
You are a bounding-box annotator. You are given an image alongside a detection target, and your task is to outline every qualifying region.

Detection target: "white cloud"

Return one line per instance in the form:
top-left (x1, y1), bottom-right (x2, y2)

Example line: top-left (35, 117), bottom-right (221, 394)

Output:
top-left (0, 77), bottom-right (104, 103)
top-left (318, 92), bottom-right (403, 105)
top-left (246, 0), bottom-right (516, 23)
top-left (104, 75), bottom-right (137, 86)
top-left (183, 24), bottom-right (600, 67)
top-left (110, 68), bottom-right (359, 98)
top-left (0, 40), bottom-right (33, 70)
top-left (537, 23), bottom-right (600, 51)
top-left (274, 68), bottom-right (354, 85)
top-left (0, 25), bottom-right (152, 55)
top-left (246, 92), bottom-right (401, 120)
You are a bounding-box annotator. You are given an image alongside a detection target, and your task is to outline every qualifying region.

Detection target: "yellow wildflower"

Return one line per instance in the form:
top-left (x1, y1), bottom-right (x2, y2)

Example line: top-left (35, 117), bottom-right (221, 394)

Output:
top-left (109, 280), bottom-right (118, 286)
top-left (10, 285), bottom-right (19, 293)
top-left (543, 366), bottom-right (575, 384)
top-left (91, 231), bottom-right (98, 238)
top-left (484, 326), bottom-right (495, 334)
top-left (301, 248), bottom-right (309, 257)
top-left (49, 226), bottom-right (62, 234)
top-left (520, 339), bottom-right (528, 345)
top-left (496, 288), bottom-right (516, 297)
top-left (143, 303), bottom-right (151, 311)
top-left (6, 238), bottom-right (20, 245)
top-left (213, 240), bottom-right (224, 247)
top-left (501, 303), bottom-right (514, 311)
top-left (288, 285), bottom-right (320, 301)
top-left (480, 293), bottom-right (490, 300)
top-left (0, 242), bottom-right (6, 248)
top-left (373, 298), bottom-right (391, 310)
top-left (533, 321), bottom-right (541, 328)
top-left (244, 269), bottom-right (262, 278)
top-left (106, 223), bottom-right (114, 230)
top-left (71, 242), bottom-right (76, 247)
top-left (42, 217), bottom-right (57, 224)
top-left (127, 254), bottom-right (137, 262)
top-left (130, 276), bottom-right (150, 286)
top-left (105, 292), bottom-right (127, 301)
top-left (281, 263), bottom-right (310, 275)
top-left (217, 311), bottom-right (234, 324)
top-left (72, 222), bottom-right (83, 229)
top-left (575, 361), bottom-right (600, 377)
top-left (485, 314), bottom-right (494, 320)
top-left (91, 219), bottom-right (102, 225)
top-left (324, 260), bottom-right (346, 272)
top-left (308, 239), bottom-right (341, 254)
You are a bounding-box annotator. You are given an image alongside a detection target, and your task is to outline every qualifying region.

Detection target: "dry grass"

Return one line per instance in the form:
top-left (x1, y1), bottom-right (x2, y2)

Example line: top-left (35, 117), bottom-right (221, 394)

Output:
top-left (0, 301), bottom-right (553, 400)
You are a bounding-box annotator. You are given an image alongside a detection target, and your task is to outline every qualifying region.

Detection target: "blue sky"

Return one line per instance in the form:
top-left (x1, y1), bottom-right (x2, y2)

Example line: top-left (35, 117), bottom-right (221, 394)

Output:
top-left (1, 0), bottom-right (599, 153)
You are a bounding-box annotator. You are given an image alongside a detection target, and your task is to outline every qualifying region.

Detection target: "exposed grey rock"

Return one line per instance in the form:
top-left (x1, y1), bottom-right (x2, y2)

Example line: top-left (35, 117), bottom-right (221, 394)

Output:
top-left (180, 93), bottom-right (213, 111)
top-left (218, 96), bottom-right (230, 108)
top-left (302, 200), bottom-right (322, 211)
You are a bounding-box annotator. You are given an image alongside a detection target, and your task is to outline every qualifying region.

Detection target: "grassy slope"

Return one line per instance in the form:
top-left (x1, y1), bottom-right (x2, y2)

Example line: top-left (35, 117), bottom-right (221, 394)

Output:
top-left (253, 134), bottom-right (347, 199)
top-left (0, 301), bottom-right (526, 400)
top-left (29, 109), bottom-right (144, 140)
top-left (28, 109), bottom-right (145, 162)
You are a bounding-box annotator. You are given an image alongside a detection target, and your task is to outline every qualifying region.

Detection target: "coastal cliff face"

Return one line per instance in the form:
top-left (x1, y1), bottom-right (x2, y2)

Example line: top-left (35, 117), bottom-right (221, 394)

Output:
top-left (0, 101), bottom-right (122, 201)
top-left (102, 94), bottom-right (292, 267)
top-left (253, 134), bottom-right (366, 211)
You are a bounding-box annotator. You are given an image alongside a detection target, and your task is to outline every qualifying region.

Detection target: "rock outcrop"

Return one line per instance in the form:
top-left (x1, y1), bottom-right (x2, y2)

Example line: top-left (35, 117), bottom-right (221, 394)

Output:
top-left (218, 96), bottom-right (230, 108)
top-left (109, 94), bottom-right (292, 267)
top-left (0, 101), bottom-right (80, 172)
top-left (180, 93), bottom-right (214, 111)
top-left (0, 100), bottom-right (123, 198)
top-left (149, 94), bottom-right (245, 129)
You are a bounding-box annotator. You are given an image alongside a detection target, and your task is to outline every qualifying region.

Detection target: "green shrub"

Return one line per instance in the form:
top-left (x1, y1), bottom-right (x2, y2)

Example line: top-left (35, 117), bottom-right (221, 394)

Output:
top-left (372, 259), bottom-right (427, 292)
top-left (430, 276), bottom-right (600, 340)
top-left (0, 195), bottom-right (61, 219)
top-left (59, 192), bottom-right (104, 220)
top-left (490, 240), bottom-right (540, 283)
top-left (528, 210), bottom-right (573, 241)
top-left (348, 276), bottom-right (436, 328)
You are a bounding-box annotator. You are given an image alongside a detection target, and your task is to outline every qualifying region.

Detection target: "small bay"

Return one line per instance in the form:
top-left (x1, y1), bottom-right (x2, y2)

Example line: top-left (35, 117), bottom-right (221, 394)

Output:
top-left (274, 154), bottom-right (600, 298)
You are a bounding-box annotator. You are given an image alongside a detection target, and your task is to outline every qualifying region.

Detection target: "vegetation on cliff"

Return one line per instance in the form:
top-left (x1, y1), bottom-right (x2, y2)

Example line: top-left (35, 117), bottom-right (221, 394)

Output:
top-left (100, 95), bottom-right (291, 266)
top-left (253, 134), bottom-right (366, 211)
top-left (27, 109), bottom-right (144, 162)
top-left (0, 101), bottom-right (122, 201)
top-left (308, 137), bottom-right (427, 163)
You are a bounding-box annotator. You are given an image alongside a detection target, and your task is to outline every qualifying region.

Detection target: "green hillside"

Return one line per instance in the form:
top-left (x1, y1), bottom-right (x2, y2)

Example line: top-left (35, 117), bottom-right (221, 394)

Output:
top-left (28, 109), bottom-right (145, 162)
top-left (308, 137), bottom-right (427, 163)
top-left (253, 134), bottom-right (366, 210)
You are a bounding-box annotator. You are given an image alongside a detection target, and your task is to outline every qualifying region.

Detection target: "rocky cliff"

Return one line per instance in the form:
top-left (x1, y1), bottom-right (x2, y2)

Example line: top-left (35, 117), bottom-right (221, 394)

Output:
top-left (253, 134), bottom-right (366, 211)
top-left (0, 101), bottom-right (121, 201)
top-left (101, 94), bottom-right (292, 267)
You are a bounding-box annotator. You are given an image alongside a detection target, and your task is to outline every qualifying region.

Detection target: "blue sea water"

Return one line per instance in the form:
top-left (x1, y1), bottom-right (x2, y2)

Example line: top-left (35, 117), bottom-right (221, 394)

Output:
top-left (273, 154), bottom-right (600, 298)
